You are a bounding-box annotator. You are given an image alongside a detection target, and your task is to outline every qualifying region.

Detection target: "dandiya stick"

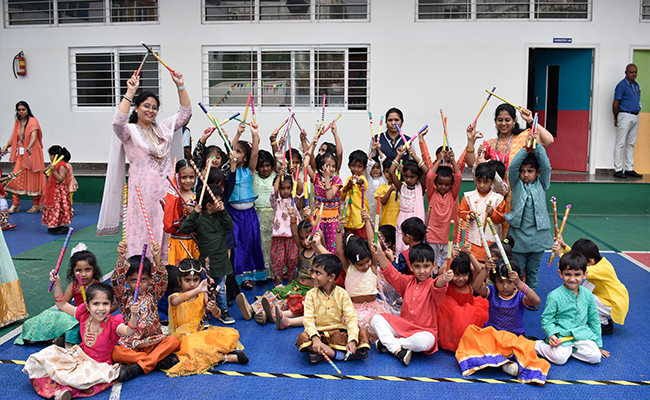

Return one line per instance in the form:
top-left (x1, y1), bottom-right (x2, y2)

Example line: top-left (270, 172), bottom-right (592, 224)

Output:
top-left (321, 94), bottom-right (326, 125)
top-left (179, 240), bottom-right (193, 259)
top-left (218, 112), bottom-right (241, 126)
top-left (342, 196), bottom-right (352, 220)
top-left (122, 183), bottom-right (128, 242)
top-left (481, 200), bottom-right (492, 231)
top-left (3, 169), bottom-right (22, 187)
top-left (321, 113), bottom-right (342, 135)
top-left (472, 212), bottom-right (493, 264)
top-left (461, 214), bottom-right (470, 247)
top-left (276, 116), bottom-right (290, 133)
top-left (303, 153), bottom-right (310, 207)
top-left (198, 158), bottom-right (213, 207)
top-left (291, 164), bottom-right (300, 207)
top-left (251, 94), bottom-right (256, 125)
top-left (548, 205), bottom-right (571, 267)
top-left (197, 103), bottom-right (235, 155)
top-left (473, 86), bottom-right (496, 126)
top-left (308, 203), bottom-right (325, 241)
top-left (134, 243), bottom-right (147, 303)
top-left (377, 115), bottom-right (384, 139)
top-left (405, 125), bottom-right (429, 147)
top-left (288, 108), bottom-right (304, 132)
top-left (232, 117), bottom-right (251, 126)
top-left (140, 42), bottom-right (175, 74)
top-left (189, 160), bottom-right (219, 204)
top-left (76, 272), bottom-right (86, 303)
top-left (553, 336), bottom-right (575, 345)
top-left (135, 52), bottom-right (149, 77)
top-left (166, 176), bottom-right (187, 208)
top-left (394, 121), bottom-right (409, 149)
top-left (360, 182), bottom-right (365, 210)
top-left (243, 92), bottom-right (252, 125)
top-left (135, 184), bottom-right (155, 245)
top-left (456, 218), bottom-right (463, 243)
top-left (321, 351), bottom-right (342, 375)
top-left (45, 154), bottom-right (65, 176)
top-left (551, 196), bottom-right (559, 238)
top-left (369, 112), bottom-right (375, 142)
top-left (485, 89), bottom-right (523, 112)
top-left (445, 220), bottom-right (454, 272)
top-left (48, 227), bottom-right (74, 292)
top-left (486, 217), bottom-right (512, 272)
top-left (374, 195), bottom-right (381, 244)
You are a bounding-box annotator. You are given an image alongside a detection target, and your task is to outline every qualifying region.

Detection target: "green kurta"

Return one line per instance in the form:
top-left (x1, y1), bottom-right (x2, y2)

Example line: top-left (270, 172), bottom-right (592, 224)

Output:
top-left (541, 285), bottom-right (602, 348)
top-left (179, 209), bottom-right (234, 277)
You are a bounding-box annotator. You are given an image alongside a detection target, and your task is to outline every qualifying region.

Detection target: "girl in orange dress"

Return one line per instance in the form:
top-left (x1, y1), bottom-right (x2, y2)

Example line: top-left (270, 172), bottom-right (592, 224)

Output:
top-left (41, 146), bottom-right (72, 235)
top-left (167, 258), bottom-right (248, 377)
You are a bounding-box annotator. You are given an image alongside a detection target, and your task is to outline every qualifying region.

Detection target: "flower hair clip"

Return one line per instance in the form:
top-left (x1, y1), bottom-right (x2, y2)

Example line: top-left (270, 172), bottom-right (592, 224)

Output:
top-left (71, 242), bottom-right (88, 257)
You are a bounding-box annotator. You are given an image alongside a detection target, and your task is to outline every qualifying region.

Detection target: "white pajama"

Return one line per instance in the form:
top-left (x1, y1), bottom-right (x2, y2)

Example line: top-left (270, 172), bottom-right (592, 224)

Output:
top-left (535, 339), bottom-right (601, 365)
top-left (371, 314), bottom-right (435, 354)
top-left (614, 112), bottom-right (639, 172)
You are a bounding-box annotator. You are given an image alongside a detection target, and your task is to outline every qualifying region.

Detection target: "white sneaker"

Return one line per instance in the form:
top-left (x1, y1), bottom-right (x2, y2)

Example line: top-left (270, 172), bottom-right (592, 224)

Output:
top-left (500, 361), bottom-right (519, 377)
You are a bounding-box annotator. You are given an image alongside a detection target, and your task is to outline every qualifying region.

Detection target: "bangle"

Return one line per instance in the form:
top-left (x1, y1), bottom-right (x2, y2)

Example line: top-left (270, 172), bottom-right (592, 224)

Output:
top-left (53, 293), bottom-right (65, 303)
top-left (392, 160), bottom-right (400, 167)
top-left (127, 321), bottom-right (138, 330)
top-left (418, 160), bottom-right (424, 167)
top-left (122, 94), bottom-right (133, 103)
top-left (177, 85), bottom-right (185, 91)
top-left (520, 284), bottom-right (529, 296)
top-left (290, 218), bottom-right (297, 224)
top-left (325, 186), bottom-right (331, 190)
top-left (466, 147), bottom-right (475, 153)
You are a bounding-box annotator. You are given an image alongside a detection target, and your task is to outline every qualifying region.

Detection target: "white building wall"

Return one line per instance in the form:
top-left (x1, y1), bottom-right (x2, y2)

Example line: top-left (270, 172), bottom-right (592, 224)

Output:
top-left (1, 0), bottom-right (648, 174)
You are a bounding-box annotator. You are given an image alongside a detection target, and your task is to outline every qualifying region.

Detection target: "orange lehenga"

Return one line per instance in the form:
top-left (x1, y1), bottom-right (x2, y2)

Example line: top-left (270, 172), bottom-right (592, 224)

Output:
top-left (166, 292), bottom-right (242, 377)
top-left (5, 117), bottom-right (46, 200)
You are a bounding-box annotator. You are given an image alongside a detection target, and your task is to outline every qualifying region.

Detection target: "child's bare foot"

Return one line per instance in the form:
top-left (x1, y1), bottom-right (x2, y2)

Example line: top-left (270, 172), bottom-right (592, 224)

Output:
top-left (275, 305), bottom-right (289, 330)
top-left (261, 297), bottom-right (275, 323)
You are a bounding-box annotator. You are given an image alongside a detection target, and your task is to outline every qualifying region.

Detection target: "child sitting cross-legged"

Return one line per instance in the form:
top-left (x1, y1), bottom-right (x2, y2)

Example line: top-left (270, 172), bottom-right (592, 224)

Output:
top-left (296, 254), bottom-right (371, 363)
top-left (535, 251), bottom-right (610, 365)
top-left (371, 243), bottom-right (453, 366)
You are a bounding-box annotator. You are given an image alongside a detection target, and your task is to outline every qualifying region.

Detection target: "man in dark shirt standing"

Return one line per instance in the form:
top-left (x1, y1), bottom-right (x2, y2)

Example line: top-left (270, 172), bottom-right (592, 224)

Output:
top-left (612, 64), bottom-right (642, 179)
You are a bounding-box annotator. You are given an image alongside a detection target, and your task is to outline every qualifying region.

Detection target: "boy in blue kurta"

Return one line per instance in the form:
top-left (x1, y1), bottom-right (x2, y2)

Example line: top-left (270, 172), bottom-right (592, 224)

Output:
top-left (505, 140), bottom-right (553, 298)
top-left (534, 251), bottom-right (610, 365)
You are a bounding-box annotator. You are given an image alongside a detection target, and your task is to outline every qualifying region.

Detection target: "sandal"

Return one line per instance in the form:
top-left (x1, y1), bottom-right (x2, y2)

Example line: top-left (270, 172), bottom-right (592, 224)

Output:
top-left (7, 205), bottom-right (19, 214)
top-left (26, 205), bottom-right (42, 213)
top-left (241, 280), bottom-right (253, 290)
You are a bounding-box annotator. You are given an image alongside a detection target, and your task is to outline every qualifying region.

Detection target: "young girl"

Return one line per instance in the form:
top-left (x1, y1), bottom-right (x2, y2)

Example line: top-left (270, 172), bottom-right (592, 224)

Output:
top-left (15, 243), bottom-right (105, 346)
top-left (455, 258), bottom-right (550, 384)
top-left (336, 211), bottom-right (389, 342)
top-left (388, 146), bottom-right (428, 255)
top-left (304, 151), bottom-right (342, 253)
top-left (23, 280), bottom-right (137, 400)
top-left (0, 166), bottom-right (16, 230)
top-left (166, 258), bottom-right (247, 377)
top-left (163, 159), bottom-right (200, 265)
top-left (306, 121), bottom-right (344, 174)
top-left (270, 174), bottom-right (302, 286)
top-left (437, 250), bottom-right (489, 352)
top-left (192, 126), bottom-right (229, 173)
top-left (253, 149), bottom-right (277, 280)
top-left (365, 141), bottom-right (387, 220)
top-left (42, 146), bottom-right (72, 235)
top-left (505, 130), bottom-right (552, 296)
top-left (227, 123), bottom-right (265, 288)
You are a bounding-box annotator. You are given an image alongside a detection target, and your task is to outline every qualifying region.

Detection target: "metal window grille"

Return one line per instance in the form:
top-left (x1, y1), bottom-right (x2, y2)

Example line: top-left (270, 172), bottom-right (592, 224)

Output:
top-left (203, 46), bottom-right (368, 110)
top-left (417, 0), bottom-right (591, 20)
top-left (203, 0), bottom-right (368, 22)
top-left (642, 0), bottom-right (650, 20)
top-left (417, 0), bottom-right (470, 20)
top-left (70, 47), bottom-right (160, 108)
top-left (535, 0), bottom-right (589, 19)
top-left (476, 0), bottom-right (529, 19)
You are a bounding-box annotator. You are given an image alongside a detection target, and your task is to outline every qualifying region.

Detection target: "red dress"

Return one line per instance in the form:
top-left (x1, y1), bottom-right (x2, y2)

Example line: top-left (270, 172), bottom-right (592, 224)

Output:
top-left (437, 284), bottom-right (489, 352)
top-left (41, 163), bottom-right (72, 228)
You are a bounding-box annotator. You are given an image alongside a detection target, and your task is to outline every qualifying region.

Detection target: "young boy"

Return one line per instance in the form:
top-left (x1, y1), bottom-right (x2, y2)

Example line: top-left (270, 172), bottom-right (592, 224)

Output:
top-left (458, 162), bottom-right (506, 263)
top-left (111, 240), bottom-right (180, 382)
top-left (371, 243), bottom-right (453, 366)
top-left (296, 254), bottom-right (370, 363)
top-left (425, 149), bottom-right (462, 268)
top-left (394, 217), bottom-right (427, 275)
top-left (374, 157), bottom-right (400, 228)
top-left (179, 184), bottom-right (235, 325)
top-left (341, 150), bottom-right (369, 239)
top-left (553, 238), bottom-right (629, 335)
top-left (535, 251), bottom-right (610, 365)
top-left (366, 141), bottom-right (387, 220)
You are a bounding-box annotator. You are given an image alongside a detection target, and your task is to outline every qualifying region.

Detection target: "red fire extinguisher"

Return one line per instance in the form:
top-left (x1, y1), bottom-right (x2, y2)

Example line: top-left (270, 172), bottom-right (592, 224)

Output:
top-left (13, 51), bottom-right (26, 78)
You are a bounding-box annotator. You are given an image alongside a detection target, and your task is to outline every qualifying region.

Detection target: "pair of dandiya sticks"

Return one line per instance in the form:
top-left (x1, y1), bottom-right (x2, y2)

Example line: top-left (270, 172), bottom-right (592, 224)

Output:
top-left (44, 154), bottom-right (65, 176)
top-left (44, 227), bottom-right (87, 303)
top-left (548, 198), bottom-right (571, 267)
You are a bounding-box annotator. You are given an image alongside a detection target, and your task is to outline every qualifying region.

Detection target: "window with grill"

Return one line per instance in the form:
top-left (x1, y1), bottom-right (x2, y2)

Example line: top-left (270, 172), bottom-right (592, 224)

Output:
top-left (70, 46), bottom-right (160, 108)
top-left (642, 0), bottom-right (650, 20)
top-left (203, 0), bottom-right (368, 22)
top-left (5, 0), bottom-right (158, 26)
top-left (203, 46), bottom-right (368, 110)
top-left (416, 0), bottom-right (591, 20)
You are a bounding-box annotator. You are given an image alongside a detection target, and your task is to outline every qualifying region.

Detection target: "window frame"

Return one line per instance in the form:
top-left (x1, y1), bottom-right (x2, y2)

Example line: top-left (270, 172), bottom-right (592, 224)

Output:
top-left (202, 45), bottom-right (369, 112)
top-left (641, 0), bottom-right (650, 21)
top-left (4, 0), bottom-right (159, 28)
top-left (201, 0), bottom-right (370, 24)
top-left (69, 45), bottom-right (161, 111)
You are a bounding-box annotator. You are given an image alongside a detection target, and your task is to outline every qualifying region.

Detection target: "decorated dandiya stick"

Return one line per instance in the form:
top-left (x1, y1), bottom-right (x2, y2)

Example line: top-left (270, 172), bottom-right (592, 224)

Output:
top-left (473, 86), bottom-right (496, 126)
top-left (3, 169), bottom-right (22, 187)
top-left (342, 196), bottom-right (352, 220)
top-left (394, 121), bottom-right (409, 149)
top-left (551, 196), bottom-right (559, 238)
top-left (179, 240), bottom-right (193, 259)
top-left (197, 103), bottom-right (235, 155)
top-left (218, 112), bottom-right (241, 126)
top-left (134, 243), bottom-right (147, 303)
top-left (166, 176), bottom-right (187, 208)
top-left (76, 272), bottom-right (87, 303)
top-left (45, 154), bottom-right (65, 176)
top-left (303, 154), bottom-right (310, 207)
top-left (291, 164), bottom-right (300, 207)
top-left (369, 112), bottom-right (375, 142)
top-left (405, 125), bottom-right (429, 147)
top-left (456, 218), bottom-right (463, 244)
top-left (485, 89), bottom-right (523, 112)
top-left (531, 113), bottom-right (538, 149)
top-left (321, 351), bottom-right (342, 375)
top-left (472, 212), bottom-right (493, 263)
top-left (288, 108), bottom-right (304, 132)
top-left (122, 183), bottom-right (128, 242)
top-left (486, 217), bottom-right (512, 272)
top-left (548, 205), bottom-right (572, 267)
top-left (232, 117), bottom-right (251, 126)
top-left (374, 196), bottom-right (381, 244)
top-left (308, 203), bottom-right (325, 241)
top-left (321, 93), bottom-right (326, 126)
top-left (440, 109), bottom-right (447, 150)
top-left (377, 115), bottom-right (384, 139)
top-left (198, 158), bottom-right (213, 207)
top-left (135, 52), bottom-right (149, 77)
top-left (242, 92), bottom-right (252, 125)
top-left (360, 182), bottom-right (365, 210)
top-left (48, 227), bottom-right (74, 292)
top-left (135, 184), bottom-right (155, 245)
top-left (188, 160), bottom-right (219, 204)
top-left (276, 116), bottom-right (290, 133)
top-left (461, 214), bottom-right (470, 247)
top-left (394, 160), bottom-right (402, 202)
top-left (321, 113), bottom-right (342, 135)
top-left (481, 200), bottom-right (492, 231)
top-left (445, 220), bottom-right (455, 271)
top-left (251, 95), bottom-right (256, 125)
top-left (140, 42), bottom-right (175, 74)
top-left (367, 217), bottom-right (387, 249)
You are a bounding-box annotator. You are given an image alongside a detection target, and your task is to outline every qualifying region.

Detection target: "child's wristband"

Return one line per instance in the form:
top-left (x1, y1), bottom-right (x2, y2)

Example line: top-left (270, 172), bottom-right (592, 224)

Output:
top-left (520, 284), bottom-right (529, 296)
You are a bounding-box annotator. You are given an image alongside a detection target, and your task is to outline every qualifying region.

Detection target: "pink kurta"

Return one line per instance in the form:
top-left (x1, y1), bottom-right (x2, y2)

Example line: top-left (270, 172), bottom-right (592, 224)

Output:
top-left (112, 106), bottom-right (191, 258)
top-left (379, 262), bottom-right (448, 354)
top-left (76, 303), bottom-right (124, 365)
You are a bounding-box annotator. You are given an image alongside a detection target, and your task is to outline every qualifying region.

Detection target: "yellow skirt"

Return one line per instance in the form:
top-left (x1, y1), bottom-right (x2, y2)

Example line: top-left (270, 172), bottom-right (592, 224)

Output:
top-left (167, 237), bottom-right (200, 266)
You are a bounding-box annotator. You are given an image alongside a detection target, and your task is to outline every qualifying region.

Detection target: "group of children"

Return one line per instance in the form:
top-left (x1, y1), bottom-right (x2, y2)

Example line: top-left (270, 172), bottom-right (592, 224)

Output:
top-left (18, 105), bottom-right (631, 399)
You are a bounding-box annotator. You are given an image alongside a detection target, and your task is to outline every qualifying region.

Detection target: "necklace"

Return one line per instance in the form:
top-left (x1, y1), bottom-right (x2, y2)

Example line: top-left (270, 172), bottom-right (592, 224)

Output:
top-left (494, 134), bottom-right (513, 163)
top-left (138, 124), bottom-right (164, 158)
top-left (84, 317), bottom-right (105, 347)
